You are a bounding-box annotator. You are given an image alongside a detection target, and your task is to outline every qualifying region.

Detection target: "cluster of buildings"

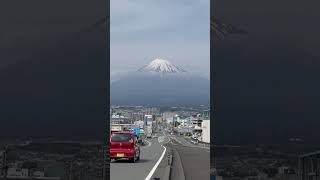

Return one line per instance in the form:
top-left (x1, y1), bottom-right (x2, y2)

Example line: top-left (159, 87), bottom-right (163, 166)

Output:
top-left (110, 106), bottom-right (159, 132)
top-left (110, 106), bottom-right (159, 140)
top-left (110, 106), bottom-right (211, 143)
top-left (162, 110), bottom-right (210, 143)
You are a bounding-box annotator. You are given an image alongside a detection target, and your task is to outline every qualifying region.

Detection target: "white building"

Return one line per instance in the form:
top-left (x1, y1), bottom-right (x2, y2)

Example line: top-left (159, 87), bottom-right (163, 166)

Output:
top-left (201, 120), bottom-right (210, 143)
top-left (144, 114), bottom-right (153, 119)
top-left (177, 117), bottom-right (188, 126)
top-left (111, 124), bottom-right (134, 132)
top-left (112, 114), bottom-right (125, 118)
top-left (192, 125), bottom-right (202, 140)
top-left (111, 125), bottom-right (122, 132)
top-left (134, 120), bottom-right (144, 128)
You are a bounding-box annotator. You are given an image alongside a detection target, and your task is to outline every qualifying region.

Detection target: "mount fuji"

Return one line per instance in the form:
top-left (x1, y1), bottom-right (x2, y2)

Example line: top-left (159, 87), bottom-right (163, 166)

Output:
top-left (138, 58), bottom-right (186, 74)
top-left (111, 59), bottom-right (209, 105)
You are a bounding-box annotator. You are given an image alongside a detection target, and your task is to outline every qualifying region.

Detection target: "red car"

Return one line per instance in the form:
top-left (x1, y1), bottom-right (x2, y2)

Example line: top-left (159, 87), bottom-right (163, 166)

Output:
top-left (110, 132), bottom-right (140, 163)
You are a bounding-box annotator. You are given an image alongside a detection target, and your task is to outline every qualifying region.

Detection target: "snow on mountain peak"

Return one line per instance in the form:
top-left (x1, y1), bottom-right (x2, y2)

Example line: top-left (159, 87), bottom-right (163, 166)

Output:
top-left (138, 58), bottom-right (186, 73)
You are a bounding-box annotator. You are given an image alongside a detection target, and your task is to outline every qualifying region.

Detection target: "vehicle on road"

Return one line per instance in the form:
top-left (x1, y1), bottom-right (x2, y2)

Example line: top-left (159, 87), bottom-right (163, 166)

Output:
top-left (146, 123), bottom-right (153, 138)
top-left (110, 132), bottom-right (140, 163)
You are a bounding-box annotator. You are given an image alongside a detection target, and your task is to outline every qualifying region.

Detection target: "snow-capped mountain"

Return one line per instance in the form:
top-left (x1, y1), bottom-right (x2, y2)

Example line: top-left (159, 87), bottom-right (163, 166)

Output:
top-left (111, 58), bottom-right (208, 105)
top-left (138, 58), bottom-right (186, 73)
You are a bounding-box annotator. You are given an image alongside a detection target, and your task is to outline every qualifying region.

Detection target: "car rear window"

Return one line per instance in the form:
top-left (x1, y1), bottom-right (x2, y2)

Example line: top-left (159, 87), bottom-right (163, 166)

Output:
top-left (111, 134), bottom-right (132, 142)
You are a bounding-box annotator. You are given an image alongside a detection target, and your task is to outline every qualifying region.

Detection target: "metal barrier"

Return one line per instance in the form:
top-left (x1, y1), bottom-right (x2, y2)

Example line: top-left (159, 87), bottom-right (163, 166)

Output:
top-left (168, 150), bottom-right (173, 165)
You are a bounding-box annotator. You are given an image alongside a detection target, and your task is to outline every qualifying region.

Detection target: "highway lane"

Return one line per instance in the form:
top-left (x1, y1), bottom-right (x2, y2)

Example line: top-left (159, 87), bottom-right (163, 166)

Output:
top-left (172, 144), bottom-right (210, 180)
top-left (166, 133), bottom-right (210, 180)
top-left (110, 128), bottom-right (209, 180)
top-left (110, 135), bottom-right (167, 180)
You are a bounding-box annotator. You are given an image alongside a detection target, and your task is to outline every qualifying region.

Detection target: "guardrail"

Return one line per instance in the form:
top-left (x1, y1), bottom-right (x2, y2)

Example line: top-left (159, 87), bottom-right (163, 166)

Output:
top-left (161, 149), bottom-right (173, 180)
top-left (168, 149), bottom-right (173, 165)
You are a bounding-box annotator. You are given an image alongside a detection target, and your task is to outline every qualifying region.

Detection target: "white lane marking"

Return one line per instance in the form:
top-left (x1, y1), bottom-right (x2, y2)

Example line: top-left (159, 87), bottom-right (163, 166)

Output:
top-left (144, 145), bottom-right (167, 180)
top-left (144, 139), bottom-right (152, 148)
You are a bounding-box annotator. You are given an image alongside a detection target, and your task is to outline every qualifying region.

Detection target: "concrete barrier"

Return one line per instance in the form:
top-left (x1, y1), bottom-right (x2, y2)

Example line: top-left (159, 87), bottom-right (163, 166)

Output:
top-left (161, 165), bottom-right (171, 180)
top-left (152, 146), bottom-right (172, 180)
top-left (170, 147), bottom-right (186, 180)
top-left (153, 143), bottom-right (185, 180)
top-left (159, 154), bottom-right (174, 180)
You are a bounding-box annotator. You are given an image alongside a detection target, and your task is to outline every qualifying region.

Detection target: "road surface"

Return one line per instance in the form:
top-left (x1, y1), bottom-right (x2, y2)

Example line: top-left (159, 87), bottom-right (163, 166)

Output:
top-left (110, 129), bottom-right (210, 180)
top-left (110, 134), bottom-right (167, 180)
top-left (167, 133), bottom-right (210, 180)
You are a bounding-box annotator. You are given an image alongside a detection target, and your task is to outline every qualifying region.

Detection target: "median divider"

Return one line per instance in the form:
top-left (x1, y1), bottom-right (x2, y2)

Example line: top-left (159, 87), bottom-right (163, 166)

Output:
top-left (151, 144), bottom-right (173, 180)
top-left (152, 142), bottom-right (185, 180)
top-left (161, 165), bottom-right (171, 180)
top-left (161, 148), bottom-right (173, 180)
top-left (170, 146), bottom-right (186, 180)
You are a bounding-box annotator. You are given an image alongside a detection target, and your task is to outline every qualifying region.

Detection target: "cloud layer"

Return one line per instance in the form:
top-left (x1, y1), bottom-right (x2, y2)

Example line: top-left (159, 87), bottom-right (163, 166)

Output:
top-left (110, 0), bottom-right (210, 80)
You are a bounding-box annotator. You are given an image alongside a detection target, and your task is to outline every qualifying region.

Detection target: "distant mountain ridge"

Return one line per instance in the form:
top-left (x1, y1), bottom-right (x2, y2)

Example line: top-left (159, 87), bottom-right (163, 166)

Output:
top-left (111, 72), bottom-right (209, 106)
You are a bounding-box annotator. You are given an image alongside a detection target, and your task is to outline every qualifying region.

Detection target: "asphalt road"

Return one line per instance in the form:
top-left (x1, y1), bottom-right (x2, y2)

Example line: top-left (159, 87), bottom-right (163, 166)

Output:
top-left (168, 134), bottom-right (210, 180)
top-left (172, 144), bottom-right (210, 180)
top-left (110, 135), bottom-right (166, 180)
top-left (110, 128), bottom-right (210, 180)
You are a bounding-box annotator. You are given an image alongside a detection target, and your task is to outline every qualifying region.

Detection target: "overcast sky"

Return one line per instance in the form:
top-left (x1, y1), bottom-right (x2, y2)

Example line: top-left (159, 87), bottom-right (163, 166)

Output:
top-left (110, 0), bottom-right (210, 80)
